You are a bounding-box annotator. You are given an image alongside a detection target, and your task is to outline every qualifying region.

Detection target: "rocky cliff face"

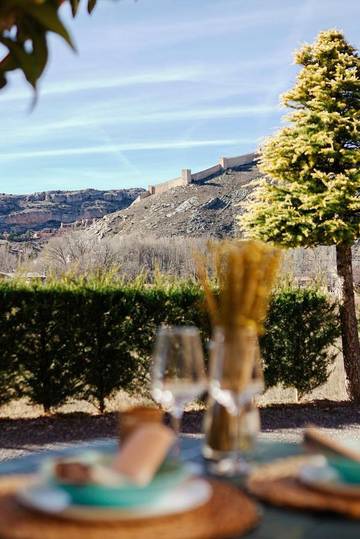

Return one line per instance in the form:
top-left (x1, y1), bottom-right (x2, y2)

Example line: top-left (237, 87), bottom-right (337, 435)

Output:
top-left (0, 188), bottom-right (145, 233)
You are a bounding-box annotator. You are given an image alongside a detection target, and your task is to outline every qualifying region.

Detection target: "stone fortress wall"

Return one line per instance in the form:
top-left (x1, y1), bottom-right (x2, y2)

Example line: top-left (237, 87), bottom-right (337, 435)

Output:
top-left (132, 153), bottom-right (257, 204)
top-left (148, 169), bottom-right (192, 195)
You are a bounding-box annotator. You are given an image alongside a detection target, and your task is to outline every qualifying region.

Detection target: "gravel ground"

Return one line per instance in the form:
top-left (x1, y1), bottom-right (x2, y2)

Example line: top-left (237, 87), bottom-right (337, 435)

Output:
top-left (1, 401), bottom-right (360, 462)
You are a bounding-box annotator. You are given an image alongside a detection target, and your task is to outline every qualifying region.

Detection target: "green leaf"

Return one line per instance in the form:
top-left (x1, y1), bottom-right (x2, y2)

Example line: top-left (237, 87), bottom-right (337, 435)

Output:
top-left (25, 3), bottom-right (75, 50)
top-left (88, 0), bottom-right (97, 14)
top-left (0, 37), bottom-right (35, 87)
top-left (0, 0), bottom-right (105, 93)
top-left (0, 50), bottom-right (18, 74)
top-left (0, 73), bottom-right (7, 89)
top-left (0, 21), bottom-right (48, 89)
top-left (0, 0), bottom-right (29, 17)
top-left (69, 0), bottom-right (80, 17)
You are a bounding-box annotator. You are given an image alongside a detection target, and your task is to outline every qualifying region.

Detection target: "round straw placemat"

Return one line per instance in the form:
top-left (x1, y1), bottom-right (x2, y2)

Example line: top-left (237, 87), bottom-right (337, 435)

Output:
top-left (0, 475), bottom-right (259, 539)
top-left (247, 456), bottom-right (360, 519)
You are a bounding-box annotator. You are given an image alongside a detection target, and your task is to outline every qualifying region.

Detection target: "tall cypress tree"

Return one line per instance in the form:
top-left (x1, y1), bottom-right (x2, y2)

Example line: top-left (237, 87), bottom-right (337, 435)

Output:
top-left (241, 30), bottom-right (360, 399)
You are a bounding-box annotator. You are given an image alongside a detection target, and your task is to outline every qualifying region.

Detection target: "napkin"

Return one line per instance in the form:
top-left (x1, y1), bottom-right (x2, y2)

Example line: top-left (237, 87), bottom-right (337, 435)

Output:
top-left (304, 427), bottom-right (360, 463)
top-left (113, 423), bottom-right (175, 486)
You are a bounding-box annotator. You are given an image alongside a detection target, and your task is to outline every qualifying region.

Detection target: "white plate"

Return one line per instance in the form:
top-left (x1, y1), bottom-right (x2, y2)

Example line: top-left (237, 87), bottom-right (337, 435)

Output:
top-left (17, 478), bottom-right (212, 521)
top-left (341, 439), bottom-right (360, 452)
top-left (299, 458), bottom-right (360, 498)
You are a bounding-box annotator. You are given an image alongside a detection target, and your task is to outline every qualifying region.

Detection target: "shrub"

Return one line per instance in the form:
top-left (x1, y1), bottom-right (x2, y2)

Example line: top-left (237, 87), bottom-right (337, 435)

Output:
top-left (261, 287), bottom-right (340, 397)
top-left (0, 286), bottom-right (25, 405)
top-left (76, 285), bottom-right (142, 413)
top-left (1, 284), bottom-right (83, 412)
top-left (0, 277), bottom-right (340, 412)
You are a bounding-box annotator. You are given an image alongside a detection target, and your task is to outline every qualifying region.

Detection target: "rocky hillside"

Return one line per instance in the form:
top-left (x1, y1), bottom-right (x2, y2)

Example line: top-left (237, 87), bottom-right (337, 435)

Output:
top-left (0, 188), bottom-right (144, 234)
top-left (88, 156), bottom-right (259, 240)
top-left (86, 155), bottom-right (359, 285)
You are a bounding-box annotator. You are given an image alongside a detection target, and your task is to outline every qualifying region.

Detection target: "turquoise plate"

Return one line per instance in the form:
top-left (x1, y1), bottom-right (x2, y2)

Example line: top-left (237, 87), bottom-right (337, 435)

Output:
top-left (328, 457), bottom-right (360, 484)
top-left (43, 456), bottom-right (192, 508)
top-left (299, 456), bottom-right (360, 498)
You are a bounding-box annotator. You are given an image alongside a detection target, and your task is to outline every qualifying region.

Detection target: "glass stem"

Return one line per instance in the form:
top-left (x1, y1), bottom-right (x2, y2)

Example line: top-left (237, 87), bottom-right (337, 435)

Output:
top-left (171, 407), bottom-right (183, 457)
top-left (229, 407), bottom-right (240, 460)
top-left (236, 407), bottom-right (241, 461)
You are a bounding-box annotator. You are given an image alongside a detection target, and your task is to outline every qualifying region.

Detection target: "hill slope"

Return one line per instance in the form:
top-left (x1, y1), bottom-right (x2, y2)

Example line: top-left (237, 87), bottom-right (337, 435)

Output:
top-left (89, 157), bottom-right (259, 240)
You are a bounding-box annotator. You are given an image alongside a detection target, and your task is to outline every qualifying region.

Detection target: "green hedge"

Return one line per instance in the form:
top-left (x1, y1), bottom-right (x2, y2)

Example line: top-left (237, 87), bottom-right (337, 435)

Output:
top-left (0, 278), bottom-right (209, 412)
top-left (0, 278), bottom-right (339, 412)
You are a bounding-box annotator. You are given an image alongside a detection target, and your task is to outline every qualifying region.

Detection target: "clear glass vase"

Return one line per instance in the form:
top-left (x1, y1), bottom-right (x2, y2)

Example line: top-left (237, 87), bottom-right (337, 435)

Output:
top-left (203, 396), bottom-right (261, 459)
top-left (203, 326), bottom-right (264, 475)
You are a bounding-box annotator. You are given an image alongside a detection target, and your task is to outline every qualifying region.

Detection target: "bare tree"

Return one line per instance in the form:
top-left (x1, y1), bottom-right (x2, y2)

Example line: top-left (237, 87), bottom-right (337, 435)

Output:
top-left (30, 231), bottom-right (208, 280)
top-left (0, 244), bottom-right (17, 273)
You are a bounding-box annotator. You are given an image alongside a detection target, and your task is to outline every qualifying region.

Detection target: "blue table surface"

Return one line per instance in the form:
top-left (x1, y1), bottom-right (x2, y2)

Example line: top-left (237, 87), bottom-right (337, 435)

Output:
top-left (1, 437), bottom-right (359, 538)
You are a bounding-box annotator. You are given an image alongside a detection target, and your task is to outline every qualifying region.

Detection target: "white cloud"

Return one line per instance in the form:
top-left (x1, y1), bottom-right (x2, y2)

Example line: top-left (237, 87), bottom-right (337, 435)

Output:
top-left (0, 55), bottom-right (287, 105)
top-left (87, 4), bottom-right (312, 53)
top-left (88, 0), bottom-right (359, 58)
top-left (7, 103), bottom-right (279, 142)
top-left (0, 66), bottom-right (208, 103)
top-left (0, 137), bottom-right (256, 162)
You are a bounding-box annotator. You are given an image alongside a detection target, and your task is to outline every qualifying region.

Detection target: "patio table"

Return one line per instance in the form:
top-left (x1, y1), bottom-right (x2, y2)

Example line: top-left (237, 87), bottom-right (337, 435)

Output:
top-left (0, 437), bottom-right (359, 539)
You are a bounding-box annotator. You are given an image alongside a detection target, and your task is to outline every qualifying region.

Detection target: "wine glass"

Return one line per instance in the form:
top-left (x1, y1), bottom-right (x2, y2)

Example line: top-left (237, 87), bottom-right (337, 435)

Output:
top-left (151, 326), bottom-right (207, 452)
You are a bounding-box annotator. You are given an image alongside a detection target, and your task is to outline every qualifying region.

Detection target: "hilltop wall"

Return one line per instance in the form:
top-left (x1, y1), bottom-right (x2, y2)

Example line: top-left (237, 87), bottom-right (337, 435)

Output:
top-left (220, 153), bottom-right (256, 169)
top-left (148, 169), bottom-right (192, 195)
top-left (191, 163), bottom-right (222, 182)
top-left (132, 153), bottom-right (257, 205)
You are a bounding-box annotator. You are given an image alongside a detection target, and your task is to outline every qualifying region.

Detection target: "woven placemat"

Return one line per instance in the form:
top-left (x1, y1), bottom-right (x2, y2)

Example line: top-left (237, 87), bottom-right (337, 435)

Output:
top-left (247, 456), bottom-right (360, 519)
top-left (0, 475), bottom-right (259, 539)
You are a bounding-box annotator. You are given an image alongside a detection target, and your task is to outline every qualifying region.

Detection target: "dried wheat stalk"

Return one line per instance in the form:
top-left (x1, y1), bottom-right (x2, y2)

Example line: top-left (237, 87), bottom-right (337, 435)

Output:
top-left (196, 239), bottom-right (281, 335)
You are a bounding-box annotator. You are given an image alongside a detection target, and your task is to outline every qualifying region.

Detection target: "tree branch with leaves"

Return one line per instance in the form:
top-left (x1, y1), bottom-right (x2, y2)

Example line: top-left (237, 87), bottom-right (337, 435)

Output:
top-left (0, 0), bottom-right (97, 92)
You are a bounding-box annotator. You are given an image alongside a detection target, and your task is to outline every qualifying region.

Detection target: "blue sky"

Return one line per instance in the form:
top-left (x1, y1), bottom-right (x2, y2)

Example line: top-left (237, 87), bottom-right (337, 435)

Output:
top-left (0, 0), bottom-right (359, 194)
